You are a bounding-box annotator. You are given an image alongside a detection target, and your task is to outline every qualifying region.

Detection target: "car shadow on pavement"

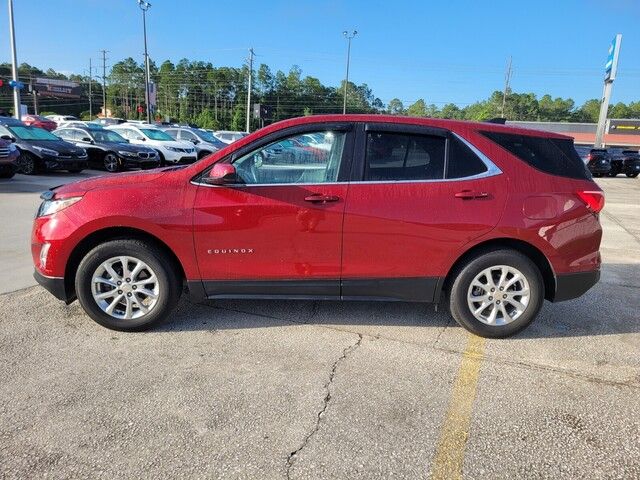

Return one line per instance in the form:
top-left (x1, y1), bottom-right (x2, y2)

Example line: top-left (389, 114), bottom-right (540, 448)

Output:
top-left (0, 171), bottom-right (99, 194)
top-left (157, 263), bottom-right (640, 339)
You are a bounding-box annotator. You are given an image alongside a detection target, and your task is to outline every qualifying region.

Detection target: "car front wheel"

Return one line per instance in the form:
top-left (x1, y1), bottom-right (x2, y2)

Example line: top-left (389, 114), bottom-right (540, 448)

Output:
top-left (103, 152), bottom-right (120, 172)
top-left (448, 249), bottom-right (544, 338)
top-left (75, 239), bottom-right (181, 331)
top-left (626, 172), bottom-right (639, 178)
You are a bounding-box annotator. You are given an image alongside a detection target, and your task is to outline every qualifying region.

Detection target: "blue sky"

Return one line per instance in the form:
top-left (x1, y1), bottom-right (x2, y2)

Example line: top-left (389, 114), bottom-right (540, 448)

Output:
top-left (1, 0), bottom-right (639, 107)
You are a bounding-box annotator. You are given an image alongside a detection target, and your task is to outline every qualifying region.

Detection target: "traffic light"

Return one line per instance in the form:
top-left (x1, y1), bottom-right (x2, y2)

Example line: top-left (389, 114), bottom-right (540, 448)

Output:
top-left (0, 79), bottom-right (3, 87)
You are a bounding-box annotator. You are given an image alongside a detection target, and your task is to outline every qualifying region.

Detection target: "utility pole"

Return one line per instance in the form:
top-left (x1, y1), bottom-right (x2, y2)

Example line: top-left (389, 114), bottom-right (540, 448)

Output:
top-left (138, 0), bottom-right (152, 124)
top-left (500, 56), bottom-right (512, 118)
top-left (246, 48), bottom-right (254, 133)
top-left (595, 34), bottom-right (622, 148)
top-left (8, 0), bottom-right (21, 119)
top-left (100, 50), bottom-right (108, 117)
top-left (30, 77), bottom-right (38, 114)
top-left (342, 30), bottom-right (357, 114)
top-left (88, 58), bottom-right (93, 120)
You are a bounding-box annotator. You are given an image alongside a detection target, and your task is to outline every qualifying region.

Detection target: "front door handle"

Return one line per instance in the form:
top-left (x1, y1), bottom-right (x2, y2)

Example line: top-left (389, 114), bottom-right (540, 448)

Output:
top-left (304, 194), bottom-right (340, 204)
top-left (455, 190), bottom-right (489, 200)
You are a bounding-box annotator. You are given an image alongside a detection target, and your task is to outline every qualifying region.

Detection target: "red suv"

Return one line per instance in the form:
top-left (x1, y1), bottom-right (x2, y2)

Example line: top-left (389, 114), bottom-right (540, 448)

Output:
top-left (31, 115), bottom-right (604, 338)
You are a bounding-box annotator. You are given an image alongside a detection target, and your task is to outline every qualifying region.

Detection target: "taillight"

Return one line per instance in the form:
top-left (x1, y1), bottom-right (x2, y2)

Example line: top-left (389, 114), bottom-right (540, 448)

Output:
top-left (576, 190), bottom-right (605, 213)
top-left (587, 153), bottom-right (593, 161)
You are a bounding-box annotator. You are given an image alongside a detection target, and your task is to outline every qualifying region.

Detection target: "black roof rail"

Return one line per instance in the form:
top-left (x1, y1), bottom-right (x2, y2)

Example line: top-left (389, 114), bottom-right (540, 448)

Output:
top-left (485, 117), bottom-right (507, 124)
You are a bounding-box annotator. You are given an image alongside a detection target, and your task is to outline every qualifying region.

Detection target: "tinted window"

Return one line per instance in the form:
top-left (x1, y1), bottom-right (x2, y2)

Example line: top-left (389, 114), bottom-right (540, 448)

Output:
top-left (8, 126), bottom-right (59, 141)
top-left (233, 131), bottom-right (346, 184)
top-left (447, 136), bottom-right (488, 178)
top-left (365, 132), bottom-right (445, 181)
top-left (140, 128), bottom-right (173, 141)
top-left (481, 131), bottom-right (591, 180)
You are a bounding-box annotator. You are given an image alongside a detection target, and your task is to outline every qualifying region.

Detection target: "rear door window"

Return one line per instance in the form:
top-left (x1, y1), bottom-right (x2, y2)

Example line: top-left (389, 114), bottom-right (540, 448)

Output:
top-left (365, 132), bottom-right (446, 181)
top-left (480, 131), bottom-right (591, 180)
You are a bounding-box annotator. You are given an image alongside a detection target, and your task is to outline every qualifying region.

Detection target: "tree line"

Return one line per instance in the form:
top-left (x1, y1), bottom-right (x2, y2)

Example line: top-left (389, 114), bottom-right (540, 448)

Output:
top-left (2, 59), bottom-right (640, 130)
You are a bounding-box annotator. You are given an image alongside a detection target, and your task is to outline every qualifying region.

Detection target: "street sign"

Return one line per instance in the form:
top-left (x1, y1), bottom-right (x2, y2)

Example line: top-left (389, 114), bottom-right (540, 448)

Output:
top-left (605, 34), bottom-right (622, 82)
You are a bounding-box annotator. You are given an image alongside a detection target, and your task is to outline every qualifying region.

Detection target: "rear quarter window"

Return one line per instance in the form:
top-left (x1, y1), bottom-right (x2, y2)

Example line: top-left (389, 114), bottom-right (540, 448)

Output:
top-left (480, 131), bottom-right (591, 180)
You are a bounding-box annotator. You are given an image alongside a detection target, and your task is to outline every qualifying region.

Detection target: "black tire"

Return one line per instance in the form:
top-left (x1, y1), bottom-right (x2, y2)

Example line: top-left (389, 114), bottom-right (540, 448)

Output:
top-left (592, 172), bottom-right (602, 178)
top-left (17, 151), bottom-right (39, 175)
top-left (448, 249), bottom-right (544, 338)
top-left (75, 239), bottom-right (181, 331)
top-left (607, 171), bottom-right (618, 177)
top-left (0, 165), bottom-right (15, 179)
top-left (156, 151), bottom-right (166, 166)
top-left (68, 169), bottom-right (84, 174)
top-left (103, 152), bottom-right (121, 172)
top-left (626, 172), bottom-right (639, 178)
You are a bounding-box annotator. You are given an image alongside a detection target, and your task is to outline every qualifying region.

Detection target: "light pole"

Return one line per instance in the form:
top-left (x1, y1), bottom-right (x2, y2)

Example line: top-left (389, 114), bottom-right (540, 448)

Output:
top-left (342, 30), bottom-right (357, 115)
top-left (138, 0), bottom-right (152, 124)
top-left (7, 0), bottom-right (21, 119)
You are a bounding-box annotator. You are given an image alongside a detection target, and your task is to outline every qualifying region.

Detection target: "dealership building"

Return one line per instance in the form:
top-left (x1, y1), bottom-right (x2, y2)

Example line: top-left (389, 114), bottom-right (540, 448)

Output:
top-left (506, 119), bottom-right (640, 148)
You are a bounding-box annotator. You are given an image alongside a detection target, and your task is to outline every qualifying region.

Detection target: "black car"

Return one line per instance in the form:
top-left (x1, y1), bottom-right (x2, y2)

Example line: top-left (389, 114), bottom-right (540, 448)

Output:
top-left (609, 149), bottom-right (640, 178)
top-left (585, 148), bottom-right (612, 177)
top-left (54, 126), bottom-right (160, 172)
top-left (0, 120), bottom-right (88, 175)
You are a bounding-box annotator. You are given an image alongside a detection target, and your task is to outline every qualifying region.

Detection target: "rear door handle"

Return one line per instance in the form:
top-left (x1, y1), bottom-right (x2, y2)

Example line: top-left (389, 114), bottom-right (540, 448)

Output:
top-left (304, 194), bottom-right (340, 203)
top-left (455, 190), bottom-right (489, 199)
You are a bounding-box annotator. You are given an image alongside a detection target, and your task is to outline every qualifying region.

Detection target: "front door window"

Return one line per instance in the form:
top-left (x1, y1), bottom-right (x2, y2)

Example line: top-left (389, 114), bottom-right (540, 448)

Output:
top-left (233, 131), bottom-right (346, 185)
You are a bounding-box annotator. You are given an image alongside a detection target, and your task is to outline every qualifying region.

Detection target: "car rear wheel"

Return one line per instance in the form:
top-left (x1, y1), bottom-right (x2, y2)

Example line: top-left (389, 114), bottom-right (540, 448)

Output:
top-left (448, 249), bottom-right (544, 338)
top-left (75, 239), bottom-right (181, 331)
top-left (103, 152), bottom-right (120, 172)
top-left (626, 172), bottom-right (639, 178)
top-left (17, 151), bottom-right (38, 175)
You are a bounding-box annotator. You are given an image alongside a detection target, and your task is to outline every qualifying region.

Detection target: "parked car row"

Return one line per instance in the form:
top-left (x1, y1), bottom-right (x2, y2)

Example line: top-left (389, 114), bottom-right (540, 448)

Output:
top-left (0, 115), bottom-right (240, 176)
top-left (576, 145), bottom-right (640, 178)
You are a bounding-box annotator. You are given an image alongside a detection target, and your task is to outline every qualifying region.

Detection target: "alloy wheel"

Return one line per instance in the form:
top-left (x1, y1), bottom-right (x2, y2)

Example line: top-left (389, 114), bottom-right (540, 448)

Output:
top-left (104, 153), bottom-right (119, 172)
top-left (91, 256), bottom-right (159, 320)
top-left (18, 153), bottom-right (36, 175)
top-left (467, 265), bottom-right (531, 326)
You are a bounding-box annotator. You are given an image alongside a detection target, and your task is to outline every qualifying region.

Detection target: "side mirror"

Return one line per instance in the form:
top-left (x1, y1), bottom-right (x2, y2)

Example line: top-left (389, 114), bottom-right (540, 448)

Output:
top-left (0, 135), bottom-right (15, 143)
top-left (137, 136), bottom-right (146, 141)
top-left (81, 137), bottom-right (93, 144)
top-left (203, 163), bottom-right (237, 185)
top-left (191, 138), bottom-right (199, 144)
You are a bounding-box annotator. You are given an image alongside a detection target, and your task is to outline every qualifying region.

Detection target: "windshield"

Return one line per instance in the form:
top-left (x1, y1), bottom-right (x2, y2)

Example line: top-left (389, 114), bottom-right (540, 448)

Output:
top-left (197, 130), bottom-right (227, 147)
top-left (9, 126), bottom-right (59, 141)
top-left (92, 130), bottom-right (127, 143)
top-left (140, 128), bottom-right (173, 141)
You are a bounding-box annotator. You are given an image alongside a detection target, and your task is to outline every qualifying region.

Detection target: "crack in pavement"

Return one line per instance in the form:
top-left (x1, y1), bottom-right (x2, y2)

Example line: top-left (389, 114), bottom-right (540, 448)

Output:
top-left (285, 333), bottom-right (363, 480)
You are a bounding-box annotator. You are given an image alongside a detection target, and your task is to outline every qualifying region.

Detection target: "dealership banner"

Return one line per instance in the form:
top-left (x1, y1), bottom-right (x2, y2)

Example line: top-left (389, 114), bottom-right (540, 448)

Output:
top-left (32, 77), bottom-right (82, 98)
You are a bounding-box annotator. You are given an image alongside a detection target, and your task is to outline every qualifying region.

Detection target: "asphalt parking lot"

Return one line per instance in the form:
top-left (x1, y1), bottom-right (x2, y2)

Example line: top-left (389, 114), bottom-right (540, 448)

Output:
top-left (0, 172), bottom-right (639, 479)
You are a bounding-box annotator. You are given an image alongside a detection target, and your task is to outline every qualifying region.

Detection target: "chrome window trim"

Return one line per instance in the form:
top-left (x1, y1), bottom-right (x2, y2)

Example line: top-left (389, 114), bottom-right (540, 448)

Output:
top-left (190, 131), bottom-right (502, 188)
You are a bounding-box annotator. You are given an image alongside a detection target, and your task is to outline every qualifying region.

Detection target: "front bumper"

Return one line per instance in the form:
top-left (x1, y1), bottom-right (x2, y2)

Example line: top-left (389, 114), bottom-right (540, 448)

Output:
top-left (588, 162), bottom-right (611, 174)
top-left (33, 269), bottom-right (73, 303)
top-left (40, 154), bottom-right (88, 171)
top-left (121, 157), bottom-right (161, 169)
top-left (551, 270), bottom-right (600, 302)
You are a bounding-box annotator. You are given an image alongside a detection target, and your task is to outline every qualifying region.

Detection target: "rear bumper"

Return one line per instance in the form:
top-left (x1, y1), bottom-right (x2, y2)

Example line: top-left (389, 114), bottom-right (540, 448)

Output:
top-left (551, 270), bottom-right (600, 302)
top-left (33, 269), bottom-right (73, 304)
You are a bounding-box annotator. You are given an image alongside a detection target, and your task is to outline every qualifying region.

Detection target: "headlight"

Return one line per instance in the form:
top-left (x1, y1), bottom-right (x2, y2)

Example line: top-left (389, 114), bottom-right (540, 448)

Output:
top-left (118, 150), bottom-right (138, 157)
top-left (167, 146), bottom-right (181, 152)
top-left (77, 149), bottom-right (87, 157)
top-left (8, 143), bottom-right (17, 152)
top-left (37, 196), bottom-right (83, 217)
top-left (33, 146), bottom-right (59, 157)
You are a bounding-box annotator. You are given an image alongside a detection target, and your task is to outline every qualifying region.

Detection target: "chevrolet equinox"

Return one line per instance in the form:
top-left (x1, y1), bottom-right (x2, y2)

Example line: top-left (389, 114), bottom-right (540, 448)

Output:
top-left (32, 115), bottom-right (604, 338)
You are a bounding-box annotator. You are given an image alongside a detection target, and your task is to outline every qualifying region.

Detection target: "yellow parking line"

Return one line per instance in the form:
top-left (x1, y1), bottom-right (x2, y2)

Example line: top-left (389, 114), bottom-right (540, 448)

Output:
top-left (430, 334), bottom-right (486, 480)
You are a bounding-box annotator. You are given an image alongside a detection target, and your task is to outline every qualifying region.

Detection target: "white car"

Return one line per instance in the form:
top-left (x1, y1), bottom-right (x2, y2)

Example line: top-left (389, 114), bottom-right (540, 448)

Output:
top-left (213, 130), bottom-right (248, 144)
top-left (45, 115), bottom-right (78, 124)
top-left (57, 121), bottom-right (103, 129)
top-left (106, 125), bottom-right (197, 164)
